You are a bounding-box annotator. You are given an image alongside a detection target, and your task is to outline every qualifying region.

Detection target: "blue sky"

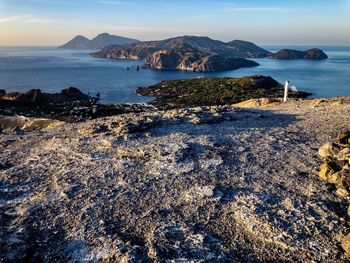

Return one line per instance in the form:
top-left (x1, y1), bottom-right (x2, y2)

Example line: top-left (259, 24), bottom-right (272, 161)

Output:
top-left (0, 0), bottom-right (349, 45)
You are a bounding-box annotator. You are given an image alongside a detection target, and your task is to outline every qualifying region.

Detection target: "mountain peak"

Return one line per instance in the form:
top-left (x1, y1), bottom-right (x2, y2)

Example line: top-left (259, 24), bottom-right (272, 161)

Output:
top-left (96, 33), bottom-right (111, 37)
top-left (59, 33), bottom-right (139, 50)
top-left (58, 35), bottom-right (90, 49)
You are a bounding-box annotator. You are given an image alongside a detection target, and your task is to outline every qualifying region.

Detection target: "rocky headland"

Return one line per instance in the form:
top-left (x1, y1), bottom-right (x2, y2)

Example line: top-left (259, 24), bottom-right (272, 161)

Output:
top-left (1, 97), bottom-right (350, 262)
top-left (91, 36), bottom-right (328, 72)
top-left (137, 75), bottom-right (311, 109)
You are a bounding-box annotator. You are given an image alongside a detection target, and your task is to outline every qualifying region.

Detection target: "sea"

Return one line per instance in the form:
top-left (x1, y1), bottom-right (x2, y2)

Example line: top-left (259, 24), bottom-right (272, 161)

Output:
top-left (0, 46), bottom-right (349, 104)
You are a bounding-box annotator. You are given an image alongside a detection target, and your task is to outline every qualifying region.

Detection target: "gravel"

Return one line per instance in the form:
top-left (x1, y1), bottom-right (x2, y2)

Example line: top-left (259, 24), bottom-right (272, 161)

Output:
top-left (1, 97), bottom-right (350, 262)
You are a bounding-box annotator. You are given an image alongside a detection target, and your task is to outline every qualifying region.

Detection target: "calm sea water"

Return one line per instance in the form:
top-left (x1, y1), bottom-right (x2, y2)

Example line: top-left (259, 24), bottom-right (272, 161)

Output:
top-left (0, 46), bottom-right (349, 104)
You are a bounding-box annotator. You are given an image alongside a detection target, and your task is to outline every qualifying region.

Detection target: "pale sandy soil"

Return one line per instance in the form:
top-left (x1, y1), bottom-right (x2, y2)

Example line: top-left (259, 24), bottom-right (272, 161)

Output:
top-left (1, 97), bottom-right (350, 262)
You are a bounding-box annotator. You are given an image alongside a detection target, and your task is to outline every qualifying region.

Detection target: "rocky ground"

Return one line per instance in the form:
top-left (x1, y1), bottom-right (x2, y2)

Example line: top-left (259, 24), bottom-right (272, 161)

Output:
top-left (1, 97), bottom-right (350, 262)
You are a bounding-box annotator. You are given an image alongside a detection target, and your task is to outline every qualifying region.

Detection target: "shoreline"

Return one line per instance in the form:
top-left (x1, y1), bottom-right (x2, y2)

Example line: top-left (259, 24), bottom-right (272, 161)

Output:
top-left (1, 75), bottom-right (312, 121)
top-left (0, 46), bottom-right (349, 100)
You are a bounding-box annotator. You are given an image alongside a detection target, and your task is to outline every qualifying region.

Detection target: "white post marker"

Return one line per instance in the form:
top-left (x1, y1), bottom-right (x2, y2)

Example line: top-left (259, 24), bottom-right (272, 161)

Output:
top-left (283, 81), bottom-right (289, 102)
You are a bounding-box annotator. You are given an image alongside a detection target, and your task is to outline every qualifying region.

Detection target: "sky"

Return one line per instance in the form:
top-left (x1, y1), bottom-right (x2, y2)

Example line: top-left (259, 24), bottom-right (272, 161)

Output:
top-left (0, 0), bottom-right (349, 46)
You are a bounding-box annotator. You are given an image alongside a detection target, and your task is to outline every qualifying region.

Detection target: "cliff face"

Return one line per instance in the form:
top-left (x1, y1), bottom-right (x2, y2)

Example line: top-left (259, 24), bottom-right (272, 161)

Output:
top-left (270, 48), bottom-right (328, 59)
top-left (188, 55), bottom-right (258, 72)
top-left (142, 44), bottom-right (258, 72)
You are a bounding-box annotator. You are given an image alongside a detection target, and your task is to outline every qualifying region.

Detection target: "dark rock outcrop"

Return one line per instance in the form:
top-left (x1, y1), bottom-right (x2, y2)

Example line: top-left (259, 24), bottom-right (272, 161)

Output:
top-left (59, 33), bottom-right (139, 50)
top-left (270, 48), bottom-right (328, 60)
top-left (0, 88), bottom-right (156, 122)
top-left (0, 87), bottom-right (92, 106)
top-left (137, 75), bottom-right (311, 109)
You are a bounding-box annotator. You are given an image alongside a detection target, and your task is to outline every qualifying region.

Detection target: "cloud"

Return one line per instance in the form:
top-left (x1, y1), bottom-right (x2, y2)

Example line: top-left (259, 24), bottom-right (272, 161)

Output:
top-left (226, 4), bottom-right (291, 13)
top-left (0, 14), bottom-right (58, 24)
top-left (24, 18), bottom-right (58, 23)
top-left (0, 15), bottom-right (31, 23)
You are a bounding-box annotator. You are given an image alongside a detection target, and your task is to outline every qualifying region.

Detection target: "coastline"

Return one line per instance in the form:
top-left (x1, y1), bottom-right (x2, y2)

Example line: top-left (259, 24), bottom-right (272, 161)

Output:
top-left (0, 46), bottom-right (349, 101)
top-left (0, 75), bottom-right (310, 122)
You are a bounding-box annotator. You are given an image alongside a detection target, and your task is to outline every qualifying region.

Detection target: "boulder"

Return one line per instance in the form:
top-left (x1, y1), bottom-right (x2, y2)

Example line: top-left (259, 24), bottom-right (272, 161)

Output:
top-left (25, 89), bottom-right (43, 103)
top-left (338, 148), bottom-right (350, 161)
top-left (318, 142), bottom-right (340, 159)
top-left (61, 87), bottom-right (80, 95)
top-left (319, 159), bottom-right (342, 183)
top-left (342, 233), bottom-right (350, 259)
top-left (337, 131), bottom-right (350, 145)
top-left (2, 92), bottom-right (21, 100)
top-left (339, 169), bottom-right (350, 191)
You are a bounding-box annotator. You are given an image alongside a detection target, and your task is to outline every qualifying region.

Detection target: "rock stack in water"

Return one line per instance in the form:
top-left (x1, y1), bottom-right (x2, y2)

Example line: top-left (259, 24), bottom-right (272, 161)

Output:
top-left (318, 131), bottom-right (350, 258)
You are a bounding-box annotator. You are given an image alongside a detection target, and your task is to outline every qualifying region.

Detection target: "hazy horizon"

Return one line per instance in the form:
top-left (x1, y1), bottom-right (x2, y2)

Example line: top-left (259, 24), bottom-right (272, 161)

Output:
top-left (0, 0), bottom-right (349, 46)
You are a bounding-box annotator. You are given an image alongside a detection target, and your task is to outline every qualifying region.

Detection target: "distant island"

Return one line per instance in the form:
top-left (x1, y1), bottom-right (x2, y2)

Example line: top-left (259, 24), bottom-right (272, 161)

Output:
top-left (59, 33), bottom-right (139, 50)
top-left (270, 48), bottom-right (328, 59)
top-left (90, 35), bottom-right (328, 72)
